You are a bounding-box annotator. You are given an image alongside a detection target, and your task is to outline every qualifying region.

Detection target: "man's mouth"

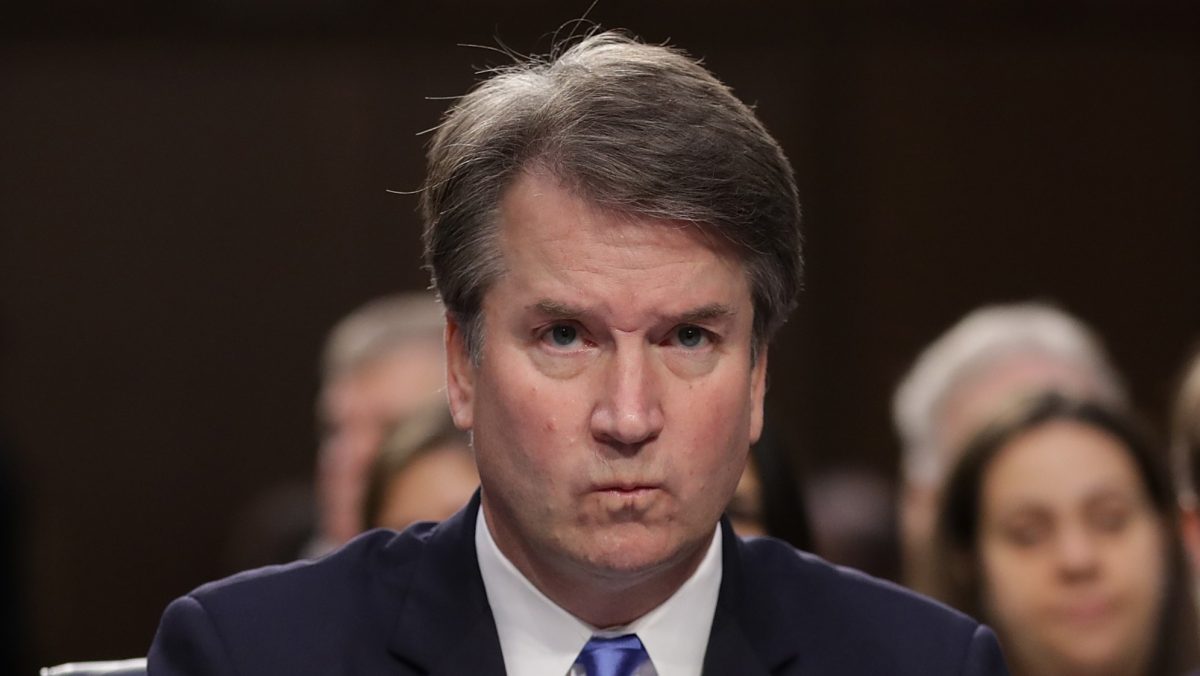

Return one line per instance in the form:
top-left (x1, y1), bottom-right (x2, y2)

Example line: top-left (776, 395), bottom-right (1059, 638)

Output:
top-left (592, 481), bottom-right (662, 495)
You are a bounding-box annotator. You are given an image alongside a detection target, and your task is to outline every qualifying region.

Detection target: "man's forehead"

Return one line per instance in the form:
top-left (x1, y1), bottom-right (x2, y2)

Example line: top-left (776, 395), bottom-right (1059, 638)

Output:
top-left (498, 169), bottom-right (735, 250)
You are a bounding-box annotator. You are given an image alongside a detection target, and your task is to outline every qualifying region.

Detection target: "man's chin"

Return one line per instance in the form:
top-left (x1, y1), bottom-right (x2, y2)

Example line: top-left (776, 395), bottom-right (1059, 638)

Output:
top-left (566, 526), bottom-right (705, 581)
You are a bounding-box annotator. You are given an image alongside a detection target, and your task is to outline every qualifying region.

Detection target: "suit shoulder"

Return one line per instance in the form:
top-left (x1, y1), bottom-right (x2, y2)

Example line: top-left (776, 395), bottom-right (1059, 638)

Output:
top-left (736, 537), bottom-right (1002, 674)
top-left (740, 536), bottom-right (974, 625)
top-left (186, 526), bottom-right (431, 623)
top-left (151, 526), bottom-right (441, 673)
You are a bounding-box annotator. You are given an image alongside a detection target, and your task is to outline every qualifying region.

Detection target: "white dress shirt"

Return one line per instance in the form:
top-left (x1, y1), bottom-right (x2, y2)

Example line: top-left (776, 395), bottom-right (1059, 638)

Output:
top-left (475, 508), bottom-right (723, 676)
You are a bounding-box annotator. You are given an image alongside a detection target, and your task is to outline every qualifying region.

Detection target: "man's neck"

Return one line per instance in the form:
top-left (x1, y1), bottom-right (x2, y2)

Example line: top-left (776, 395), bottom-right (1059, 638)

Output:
top-left (482, 503), bottom-right (714, 628)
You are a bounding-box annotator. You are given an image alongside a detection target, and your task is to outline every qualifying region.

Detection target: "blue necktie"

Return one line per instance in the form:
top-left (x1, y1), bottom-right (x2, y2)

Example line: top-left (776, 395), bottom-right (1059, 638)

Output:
top-left (573, 634), bottom-right (651, 676)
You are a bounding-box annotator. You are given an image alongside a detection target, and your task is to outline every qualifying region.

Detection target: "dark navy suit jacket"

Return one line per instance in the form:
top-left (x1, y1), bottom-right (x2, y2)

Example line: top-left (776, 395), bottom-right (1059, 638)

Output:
top-left (149, 492), bottom-right (1007, 675)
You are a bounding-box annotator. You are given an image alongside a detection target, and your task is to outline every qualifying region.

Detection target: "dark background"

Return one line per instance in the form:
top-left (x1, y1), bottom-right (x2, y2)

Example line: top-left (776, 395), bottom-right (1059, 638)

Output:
top-left (2, 1), bottom-right (1197, 670)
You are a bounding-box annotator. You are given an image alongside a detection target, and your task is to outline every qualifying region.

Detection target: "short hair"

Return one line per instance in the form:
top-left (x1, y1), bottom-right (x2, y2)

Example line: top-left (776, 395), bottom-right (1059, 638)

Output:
top-left (320, 292), bottom-right (445, 384)
top-left (931, 393), bottom-right (1199, 675)
top-left (420, 30), bottom-right (803, 360)
top-left (361, 404), bottom-right (471, 528)
top-left (1171, 345), bottom-right (1200, 506)
top-left (893, 302), bottom-right (1126, 487)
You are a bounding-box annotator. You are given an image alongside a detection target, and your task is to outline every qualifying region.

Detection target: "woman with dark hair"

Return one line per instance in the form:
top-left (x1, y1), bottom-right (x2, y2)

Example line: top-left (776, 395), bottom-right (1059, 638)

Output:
top-left (362, 404), bottom-right (478, 533)
top-left (931, 392), bottom-right (1199, 675)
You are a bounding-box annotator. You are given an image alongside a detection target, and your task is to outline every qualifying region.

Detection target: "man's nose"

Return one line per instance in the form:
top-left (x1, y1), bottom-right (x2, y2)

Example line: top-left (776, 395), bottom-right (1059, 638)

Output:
top-left (590, 342), bottom-right (664, 451)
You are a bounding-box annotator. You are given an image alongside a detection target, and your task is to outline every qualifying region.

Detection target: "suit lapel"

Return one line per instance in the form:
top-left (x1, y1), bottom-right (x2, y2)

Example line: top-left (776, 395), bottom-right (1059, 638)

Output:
top-left (702, 606), bottom-right (772, 676)
top-left (386, 491), bottom-right (507, 675)
top-left (383, 499), bottom-right (799, 675)
top-left (702, 520), bottom-right (798, 676)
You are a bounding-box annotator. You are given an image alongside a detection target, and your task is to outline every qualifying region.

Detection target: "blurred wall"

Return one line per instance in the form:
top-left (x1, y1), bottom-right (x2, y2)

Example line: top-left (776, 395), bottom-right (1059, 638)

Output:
top-left (1, 1), bottom-right (1197, 669)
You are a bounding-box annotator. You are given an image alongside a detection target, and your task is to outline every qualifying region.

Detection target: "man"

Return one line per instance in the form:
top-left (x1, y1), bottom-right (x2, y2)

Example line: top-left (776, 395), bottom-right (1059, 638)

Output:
top-left (150, 31), bottom-right (1006, 675)
top-left (892, 302), bottom-right (1127, 595)
top-left (223, 293), bottom-right (447, 571)
top-left (311, 293), bottom-right (447, 553)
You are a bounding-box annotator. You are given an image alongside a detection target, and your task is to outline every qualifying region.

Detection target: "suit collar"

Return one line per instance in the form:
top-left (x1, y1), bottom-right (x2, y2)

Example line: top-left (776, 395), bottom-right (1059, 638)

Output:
top-left (702, 518), bottom-right (799, 676)
top-left (387, 490), bottom-right (506, 675)
top-left (383, 496), bottom-right (797, 675)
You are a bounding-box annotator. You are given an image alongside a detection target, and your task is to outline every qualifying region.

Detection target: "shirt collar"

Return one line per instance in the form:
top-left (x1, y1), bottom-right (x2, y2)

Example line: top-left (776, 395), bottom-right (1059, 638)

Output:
top-left (475, 507), bottom-right (723, 676)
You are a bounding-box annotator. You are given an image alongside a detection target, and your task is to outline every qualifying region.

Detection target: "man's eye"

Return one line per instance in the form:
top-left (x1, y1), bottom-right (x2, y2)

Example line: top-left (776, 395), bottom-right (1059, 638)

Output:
top-left (547, 324), bottom-right (579, 347)
top-left (675, 325), bottom-right (707, 348)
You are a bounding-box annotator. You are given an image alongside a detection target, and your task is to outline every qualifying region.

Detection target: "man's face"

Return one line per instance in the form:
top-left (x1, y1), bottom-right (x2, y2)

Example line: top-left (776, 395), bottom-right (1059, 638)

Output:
top-left (447, 171), bottom-right (766, 586)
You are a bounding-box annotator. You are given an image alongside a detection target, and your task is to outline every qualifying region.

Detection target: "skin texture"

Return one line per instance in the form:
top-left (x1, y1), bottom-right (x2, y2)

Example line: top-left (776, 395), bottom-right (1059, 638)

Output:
top-left (373, 442), bottom-right (480, 532)
top-left (445, 171), bottom-right (767, 628)
top-left (978, 421), bottom-right (1167, 676)
top-left (318, 342), bottom-right (446, 544)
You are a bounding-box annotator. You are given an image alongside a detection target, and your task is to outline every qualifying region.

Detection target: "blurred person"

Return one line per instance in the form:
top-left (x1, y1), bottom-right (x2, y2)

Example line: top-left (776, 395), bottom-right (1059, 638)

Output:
top-left (1171, 346), bottom-right (1200, 576)
top-left (312, 292), bottom-right (447, 554)
top-left (224, 293), bottom-right (448, 571)
top-left (725, 427), bottom-right (814, 550)
top-left (361, 404), bottom-right (478, 532)
top-left (931, 393), bottom-right (1199, 675)
top-left (894, 301), bottom-right (1127, 594)
top-left (151, 30), bottom-right (1006, 675)
top-left (804, 468), bottom-right (900, 581)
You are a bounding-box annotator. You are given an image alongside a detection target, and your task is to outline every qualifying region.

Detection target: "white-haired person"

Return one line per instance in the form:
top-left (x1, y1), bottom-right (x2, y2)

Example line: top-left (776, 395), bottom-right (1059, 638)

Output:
top-left (223, 292), bottom-right (450, 571)
top-left (312, 292), bottom-right (449, 554)
top-left (894, 301), bottom-right (1127, 594)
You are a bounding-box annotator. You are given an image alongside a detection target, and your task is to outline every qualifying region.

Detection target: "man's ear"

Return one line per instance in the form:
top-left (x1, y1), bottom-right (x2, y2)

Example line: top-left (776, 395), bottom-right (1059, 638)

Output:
top-left (749, 345), bottom-right (768, 445)
top-left (445, 313), bottom-right (476, 431)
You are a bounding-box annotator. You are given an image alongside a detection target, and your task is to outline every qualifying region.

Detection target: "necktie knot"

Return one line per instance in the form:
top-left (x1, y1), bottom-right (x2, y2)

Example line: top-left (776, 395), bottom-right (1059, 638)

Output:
top-left (574, 634), bottom-right (651, 676)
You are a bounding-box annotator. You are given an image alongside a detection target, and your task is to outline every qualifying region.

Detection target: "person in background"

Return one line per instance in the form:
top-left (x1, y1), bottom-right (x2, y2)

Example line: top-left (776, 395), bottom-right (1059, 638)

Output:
top-left (361, 404), bottom-right (478, 532)
top-left (803, 468), bottom-right (900, 581)
top-left (894, 301), bottom-right (1127, 594)
top-left (725, 428), bottom-right (813, 551)
top-left (931, 393), bottom-right (1199, 675)
top-left (1170, 346), bottom-right (1200, 579)
top-left (224, 293), bottom-right (449, 570)
top-left (310, 292), bottom-right (447, 554)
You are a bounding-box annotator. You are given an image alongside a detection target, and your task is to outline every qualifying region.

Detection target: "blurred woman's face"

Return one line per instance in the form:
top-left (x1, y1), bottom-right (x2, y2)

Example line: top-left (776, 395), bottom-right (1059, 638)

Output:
top-left (977, 420), bottom-right (1167, 676)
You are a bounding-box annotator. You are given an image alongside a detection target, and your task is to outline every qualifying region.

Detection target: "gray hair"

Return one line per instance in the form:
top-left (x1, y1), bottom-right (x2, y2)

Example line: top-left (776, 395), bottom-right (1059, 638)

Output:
top-left (320, 292), bottom-right (445, 383)
top-left (893, 302), bottom-right (1127, 487)
top-left (420, 30), bottom-right (803, 361)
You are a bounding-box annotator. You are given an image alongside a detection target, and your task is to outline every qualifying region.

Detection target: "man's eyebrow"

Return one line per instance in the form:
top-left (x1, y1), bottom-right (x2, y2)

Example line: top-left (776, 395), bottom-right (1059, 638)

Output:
top-left (677, 303), bottom-right (736, 324)
top-left (530, 301), bottom-right (735, 323)
top-left (532, 300), bottom-right (586, 318)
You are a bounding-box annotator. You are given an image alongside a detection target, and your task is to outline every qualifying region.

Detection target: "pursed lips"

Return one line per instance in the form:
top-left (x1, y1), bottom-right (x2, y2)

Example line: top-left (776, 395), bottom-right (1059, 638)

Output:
top-left (588, 482), bottom-right (666, 507)
top-left (590, 480), bottom-right (663, 493)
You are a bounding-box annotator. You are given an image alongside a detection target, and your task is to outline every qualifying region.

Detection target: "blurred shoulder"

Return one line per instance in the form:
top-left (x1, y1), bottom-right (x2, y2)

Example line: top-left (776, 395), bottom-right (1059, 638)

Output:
top-left (735, 535), bottom-right (1004, 674)
top-left (739, 535), bottom-right (965, 614)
